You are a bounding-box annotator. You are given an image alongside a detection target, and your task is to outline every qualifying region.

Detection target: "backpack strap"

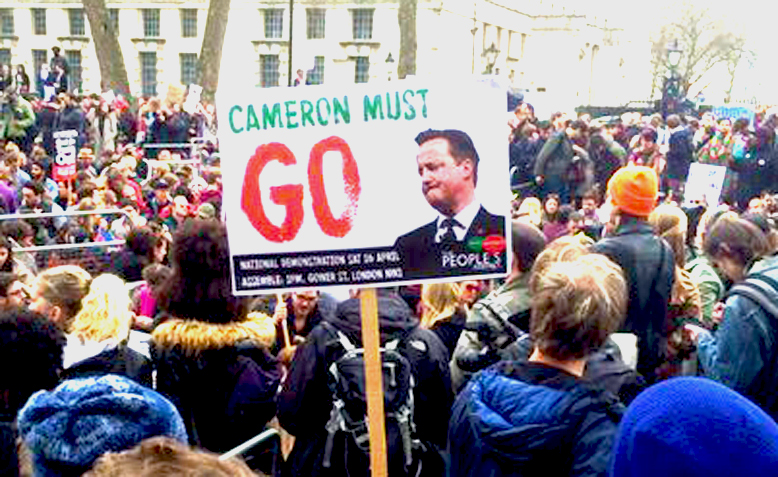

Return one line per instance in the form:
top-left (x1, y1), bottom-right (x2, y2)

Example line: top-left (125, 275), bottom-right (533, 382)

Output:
top-left (385, 338), bottom-right (401, 351)
top-left (727, 274), bottom-right (778, 323)
top-left (335, 330), bottom-right (356, 353)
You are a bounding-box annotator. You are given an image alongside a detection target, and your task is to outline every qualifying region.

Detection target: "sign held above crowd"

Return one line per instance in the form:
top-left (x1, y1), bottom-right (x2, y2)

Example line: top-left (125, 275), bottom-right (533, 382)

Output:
top-left (218, 78), bottom-right (510, 295)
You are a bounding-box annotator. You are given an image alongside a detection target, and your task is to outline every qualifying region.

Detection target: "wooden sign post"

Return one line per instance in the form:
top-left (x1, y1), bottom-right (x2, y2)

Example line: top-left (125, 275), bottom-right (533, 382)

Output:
top-left (277, 293), bottom-right (291, 349)
top-left (359, 288), bottom-right (388, 477)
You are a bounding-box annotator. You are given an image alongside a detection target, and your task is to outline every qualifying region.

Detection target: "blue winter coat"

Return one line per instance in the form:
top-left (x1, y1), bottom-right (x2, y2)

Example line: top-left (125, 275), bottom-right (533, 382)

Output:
top-left (449, 361), bottom-right (623, 477)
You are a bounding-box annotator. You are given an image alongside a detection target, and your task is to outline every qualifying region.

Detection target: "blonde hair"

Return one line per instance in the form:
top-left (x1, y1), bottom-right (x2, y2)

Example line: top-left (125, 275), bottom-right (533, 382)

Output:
top-left (648, 204), bottom-right (688, 267)
top-left (531, 254), bottom-right (627, 360)
top-left (529, 236), bottom-right (589, 294)
top-left (70, 274), bottom-right (133, 343)
top-left (420, 283), bottom-right (461, 328)
top-left (516, 197), bottom-right (542, 227)
top-left (36, 265), bottom-right (92, 329)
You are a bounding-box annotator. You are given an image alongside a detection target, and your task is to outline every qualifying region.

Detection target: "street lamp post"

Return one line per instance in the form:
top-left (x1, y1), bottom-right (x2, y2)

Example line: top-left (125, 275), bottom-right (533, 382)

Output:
top-left (662, 40), bottom-right (683, 118)
top-left (385, 52), bottom-right (395, 81)
top-left (482, 42), bottom-right (499, 75)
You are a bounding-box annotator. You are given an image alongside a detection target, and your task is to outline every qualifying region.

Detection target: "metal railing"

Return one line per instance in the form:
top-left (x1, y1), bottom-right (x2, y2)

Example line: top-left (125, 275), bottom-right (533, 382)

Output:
top-left (141, 139), bottom-right (212, 161)
top-left (0, 208), bottom-right (132, 275)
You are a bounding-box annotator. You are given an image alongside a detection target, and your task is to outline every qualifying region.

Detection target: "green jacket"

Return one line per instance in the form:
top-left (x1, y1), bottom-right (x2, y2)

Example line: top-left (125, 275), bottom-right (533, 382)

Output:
top-left (450, 274), bottom-right (532, 392)
top-left (0, 97), bottom-right (35, 139)
top-left (686, 255), bottom-right (724, 328)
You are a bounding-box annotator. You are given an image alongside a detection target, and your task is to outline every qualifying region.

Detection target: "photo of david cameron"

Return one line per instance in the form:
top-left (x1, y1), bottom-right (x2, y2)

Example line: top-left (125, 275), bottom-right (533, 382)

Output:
top-left (394, 129), bottom-right (506, 276)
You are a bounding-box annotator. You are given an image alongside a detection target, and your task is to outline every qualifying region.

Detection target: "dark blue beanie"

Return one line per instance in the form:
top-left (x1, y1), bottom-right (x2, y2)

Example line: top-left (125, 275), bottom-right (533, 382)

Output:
top-left (610, 377), bottom-right (778, 477)
top-left (17, 374), bottom-right (187, 476)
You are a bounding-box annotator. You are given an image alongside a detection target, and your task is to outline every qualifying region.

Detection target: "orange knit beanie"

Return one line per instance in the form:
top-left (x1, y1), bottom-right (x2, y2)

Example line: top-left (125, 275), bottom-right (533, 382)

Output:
top-left (607, 166), bottom-right (659, 217)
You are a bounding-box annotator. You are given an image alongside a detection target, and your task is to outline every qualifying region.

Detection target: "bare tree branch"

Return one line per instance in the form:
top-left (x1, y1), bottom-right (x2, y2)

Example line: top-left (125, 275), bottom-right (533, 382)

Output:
top-left (650, 3), bottom-right (752, 98)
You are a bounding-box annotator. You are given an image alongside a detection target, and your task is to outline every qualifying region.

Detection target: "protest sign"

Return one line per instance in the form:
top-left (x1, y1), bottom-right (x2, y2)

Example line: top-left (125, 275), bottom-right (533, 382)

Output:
top-left (683, 163), bottom-right (727, 207)
top-left (712, 105), bottom-right (755, 124)
top-left (218, 79), bottom-right (509, 294)
top-left (53, 129), bottom-right (78, 181)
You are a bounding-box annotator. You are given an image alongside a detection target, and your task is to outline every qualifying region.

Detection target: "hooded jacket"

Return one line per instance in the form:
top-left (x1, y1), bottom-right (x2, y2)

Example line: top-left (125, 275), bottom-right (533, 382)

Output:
top-left (150, 313), bottom-right (280, 454)
top-left (449, 361), bottom-right (624, 477)
top-left (277, 291), bottom-right (452, 477)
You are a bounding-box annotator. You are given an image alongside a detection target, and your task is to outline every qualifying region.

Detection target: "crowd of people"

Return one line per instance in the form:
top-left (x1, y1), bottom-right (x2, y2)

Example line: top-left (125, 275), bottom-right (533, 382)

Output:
top-left (2, 70), bottom-right (778, 477)
top-left (510, 104), bottom-right (778, 209)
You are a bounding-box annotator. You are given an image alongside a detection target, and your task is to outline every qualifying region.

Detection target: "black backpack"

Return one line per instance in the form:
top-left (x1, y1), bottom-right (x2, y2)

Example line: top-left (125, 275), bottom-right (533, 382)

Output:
top-left (321, 323), bottom-right (422, 476)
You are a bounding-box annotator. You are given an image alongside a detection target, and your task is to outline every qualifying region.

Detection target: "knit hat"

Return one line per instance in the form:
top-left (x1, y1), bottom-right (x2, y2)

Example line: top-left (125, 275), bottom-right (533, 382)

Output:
top-left (609, 377), bottom-right (778, 477)
top-left (607, 165), bottom-right (658, 217)
top-left (17, 374), bottom-right (187, 476)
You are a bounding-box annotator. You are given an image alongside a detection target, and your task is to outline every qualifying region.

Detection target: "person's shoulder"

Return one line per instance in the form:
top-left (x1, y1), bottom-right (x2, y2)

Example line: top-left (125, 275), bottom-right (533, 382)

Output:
top-left (479, 206), bottom-right (504, 223)
top-left (395, 219), bottom-right (436, 246)
top-left (474, 206), bottom-right (505, 232)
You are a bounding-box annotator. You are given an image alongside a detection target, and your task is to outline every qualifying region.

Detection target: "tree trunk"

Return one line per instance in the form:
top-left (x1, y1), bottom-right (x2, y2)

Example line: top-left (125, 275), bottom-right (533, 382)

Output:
top-left (198, 0), bottom-right (232, 101)
top-left (397, 0), bottom-right (417, 79)
top-left (82, 0), bottom-right (130, 96)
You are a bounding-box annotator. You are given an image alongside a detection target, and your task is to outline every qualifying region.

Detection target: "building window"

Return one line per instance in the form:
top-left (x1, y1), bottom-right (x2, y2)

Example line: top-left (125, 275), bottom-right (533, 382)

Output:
top-left (142, 9), bottom-right (160, 38)
top-left (306, 9), bottom-right (325, 39)
top-left (263, 9), bottom-right (283, 39)
top-left (66, 50), bottom-right (82, 91)
top-left (180, 53), bottom-right (198, 85)
top-left (260, 54), bottom-right (279, 87)
top-left (31, 8), bottom-right (46, 36)
top-left (355, 56), bottom-right (370, 83)
top-left (351, 9), bottom-right (373, 40)
top-left (0, 49), bottom-right (10, 68)
top-left (140, 51), bottom-right (157, 97)
top-left (68, 9), bottom-right (85, 36)
top-left (0, 9), bottom-right (14, 36)
top-left (180, 9), bottom-right (197, 38)
top-left (308, 56), bottom-right (325, 85)
top-left (32, 49), bottom-right (47, 78)
top-left (108, 9), bottom-right (119, 35)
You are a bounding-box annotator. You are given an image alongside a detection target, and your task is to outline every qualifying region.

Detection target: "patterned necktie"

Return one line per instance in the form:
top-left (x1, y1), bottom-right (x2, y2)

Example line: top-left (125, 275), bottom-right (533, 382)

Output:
top-left (440, 218), bottom-right (460, 244)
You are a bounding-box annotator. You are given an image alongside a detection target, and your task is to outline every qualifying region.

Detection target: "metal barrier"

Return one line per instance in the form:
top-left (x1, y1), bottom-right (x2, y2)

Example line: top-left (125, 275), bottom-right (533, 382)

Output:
top-left (0, 209), bottom-right (131, 275)
top-left (141, 140), bottom-right (210, 160)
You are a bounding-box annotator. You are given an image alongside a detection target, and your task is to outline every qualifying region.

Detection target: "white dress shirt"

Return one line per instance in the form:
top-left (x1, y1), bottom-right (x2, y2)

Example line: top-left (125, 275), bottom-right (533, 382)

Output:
top-left (435, 200), bottom-right (481, 243)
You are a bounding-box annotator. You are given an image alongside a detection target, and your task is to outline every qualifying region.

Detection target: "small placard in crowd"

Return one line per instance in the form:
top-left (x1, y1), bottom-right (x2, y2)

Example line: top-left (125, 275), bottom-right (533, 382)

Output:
top-left (684, 163), bottom-right (727, 207)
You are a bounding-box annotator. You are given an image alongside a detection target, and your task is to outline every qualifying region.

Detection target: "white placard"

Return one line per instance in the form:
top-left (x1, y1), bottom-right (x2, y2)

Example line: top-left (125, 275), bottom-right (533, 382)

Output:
top-left (684, 163), bottom-right (727, 207)
top-left (218, 78), bottom-right (510, 295)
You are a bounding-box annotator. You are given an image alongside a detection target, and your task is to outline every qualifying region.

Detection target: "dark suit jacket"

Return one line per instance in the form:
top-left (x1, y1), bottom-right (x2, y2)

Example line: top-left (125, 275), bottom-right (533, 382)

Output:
top-left (394, 206), bottom-right (505, 278)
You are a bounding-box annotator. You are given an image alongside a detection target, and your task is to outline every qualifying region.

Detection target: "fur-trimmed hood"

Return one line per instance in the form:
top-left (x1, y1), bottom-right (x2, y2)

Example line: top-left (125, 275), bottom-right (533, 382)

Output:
top-left (151, 312), bottom-right (276, 353)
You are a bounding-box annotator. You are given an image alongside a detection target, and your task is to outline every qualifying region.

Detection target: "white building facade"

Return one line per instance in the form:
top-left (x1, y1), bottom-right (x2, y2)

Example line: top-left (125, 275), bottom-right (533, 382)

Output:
top-left (0, 0), bottom-right (641, 110)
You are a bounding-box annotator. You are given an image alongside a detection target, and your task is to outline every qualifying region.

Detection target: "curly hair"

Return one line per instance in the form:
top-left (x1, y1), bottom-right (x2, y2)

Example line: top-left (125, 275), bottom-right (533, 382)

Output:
top-left (84, 436), bottom-right (260, 476)
top-left (70, 274), bottom-right (133, 343)
top-left (158, 219), bottom-right (245, 323)
top-left (0, 308), bottom-right (65, 415)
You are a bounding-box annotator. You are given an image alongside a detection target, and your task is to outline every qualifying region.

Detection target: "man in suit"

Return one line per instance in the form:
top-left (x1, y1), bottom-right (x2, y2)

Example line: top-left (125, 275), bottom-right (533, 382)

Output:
top-left (395, 129), bottom-right (505, 277)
